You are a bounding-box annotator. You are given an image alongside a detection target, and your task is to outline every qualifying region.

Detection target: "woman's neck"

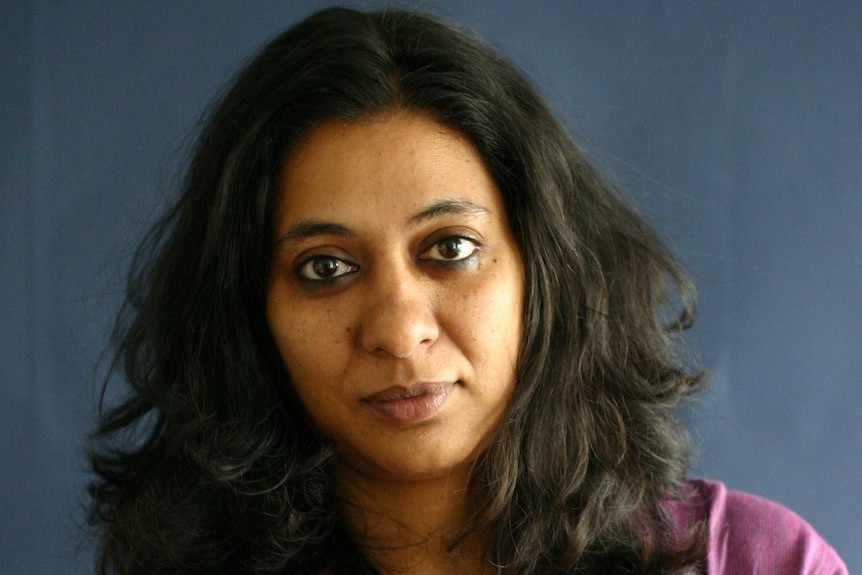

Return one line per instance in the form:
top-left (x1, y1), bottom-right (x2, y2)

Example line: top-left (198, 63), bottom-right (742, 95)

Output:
top-left (334, 464), bottom-right (492, 575)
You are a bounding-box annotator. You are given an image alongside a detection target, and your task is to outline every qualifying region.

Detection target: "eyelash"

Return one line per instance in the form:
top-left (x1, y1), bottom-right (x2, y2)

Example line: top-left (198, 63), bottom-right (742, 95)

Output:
top-left (294, 235), bottom-right (481, 287)
top-left (419, 235), bottom-right (481, 264)
top-left (295, 255), bottom-right (358, 285)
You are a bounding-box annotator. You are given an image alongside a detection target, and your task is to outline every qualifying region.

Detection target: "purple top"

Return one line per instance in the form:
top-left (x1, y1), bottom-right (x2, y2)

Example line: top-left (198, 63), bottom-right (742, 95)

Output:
top-left (321, 478), bottom-right (848, 574)
top-left (669, 478), bottom-right (848, 574)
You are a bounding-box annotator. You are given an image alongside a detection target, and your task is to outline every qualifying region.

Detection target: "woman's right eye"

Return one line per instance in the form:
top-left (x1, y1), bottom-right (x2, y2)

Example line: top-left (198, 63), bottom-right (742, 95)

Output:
top-left (295, 255), bottom-right (358, 282)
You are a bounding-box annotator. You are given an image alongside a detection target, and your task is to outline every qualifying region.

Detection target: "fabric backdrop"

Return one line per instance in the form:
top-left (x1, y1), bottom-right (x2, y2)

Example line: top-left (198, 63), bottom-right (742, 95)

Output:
top-left (1, 1), bottom-right (859, 572)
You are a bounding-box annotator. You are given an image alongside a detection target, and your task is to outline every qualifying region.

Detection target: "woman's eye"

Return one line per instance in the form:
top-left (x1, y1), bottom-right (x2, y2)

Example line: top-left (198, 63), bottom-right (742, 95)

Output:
top-left (296, 256), bottom-right (357, 281)
top-left (421, 237), bottom-right (479, 262)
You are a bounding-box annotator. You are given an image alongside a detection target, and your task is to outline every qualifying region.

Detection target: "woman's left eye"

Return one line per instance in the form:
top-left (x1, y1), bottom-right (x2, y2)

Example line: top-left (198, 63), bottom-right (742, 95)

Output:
top-left (420, 236), bottom-right (480, 262)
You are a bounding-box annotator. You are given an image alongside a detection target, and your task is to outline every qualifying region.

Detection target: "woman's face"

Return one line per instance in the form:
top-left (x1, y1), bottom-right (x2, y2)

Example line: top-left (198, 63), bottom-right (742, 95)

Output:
top-left (266, 112), bottom-right (524, 482)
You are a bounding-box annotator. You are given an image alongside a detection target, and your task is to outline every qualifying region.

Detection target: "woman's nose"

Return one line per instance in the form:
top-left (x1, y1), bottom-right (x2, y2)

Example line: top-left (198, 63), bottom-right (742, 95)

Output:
top-left (358, 271), bottom-right (439, 359)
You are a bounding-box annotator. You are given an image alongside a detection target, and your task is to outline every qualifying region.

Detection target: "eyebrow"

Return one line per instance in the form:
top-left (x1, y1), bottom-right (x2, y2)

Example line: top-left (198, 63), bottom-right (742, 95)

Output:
top-left (274, 221), bottom-right (356, 248)
top-left (408, 198), bottom-right (490, 224)
top-left (274, 197), bottom-right (490, 247)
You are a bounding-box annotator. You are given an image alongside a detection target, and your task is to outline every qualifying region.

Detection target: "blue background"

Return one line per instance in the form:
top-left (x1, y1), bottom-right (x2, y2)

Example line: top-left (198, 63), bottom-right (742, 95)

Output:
top-left (2, 1), bottom-right (859, 572)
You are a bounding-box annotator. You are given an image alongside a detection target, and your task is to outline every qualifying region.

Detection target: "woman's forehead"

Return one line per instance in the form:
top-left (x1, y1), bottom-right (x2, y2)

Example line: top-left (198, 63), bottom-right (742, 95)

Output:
top-left (271, 112), bottom-right (505, 231)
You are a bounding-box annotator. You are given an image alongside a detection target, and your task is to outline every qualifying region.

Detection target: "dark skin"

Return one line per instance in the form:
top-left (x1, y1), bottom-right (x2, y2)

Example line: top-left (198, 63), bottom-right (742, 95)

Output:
top-left (265, 113), bottom-right (524, 575)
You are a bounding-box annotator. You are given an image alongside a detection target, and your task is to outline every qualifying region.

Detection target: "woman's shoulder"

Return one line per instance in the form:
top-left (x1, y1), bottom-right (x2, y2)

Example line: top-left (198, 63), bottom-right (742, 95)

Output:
top-left (669, 478), bottom-right (848, 575)
top-left (318, 478), bottom-right (848, 575)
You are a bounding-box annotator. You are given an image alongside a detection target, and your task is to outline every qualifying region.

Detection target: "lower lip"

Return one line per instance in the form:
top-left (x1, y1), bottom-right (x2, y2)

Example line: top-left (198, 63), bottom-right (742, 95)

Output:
top-left (365, 385), bottom-right (454, 423)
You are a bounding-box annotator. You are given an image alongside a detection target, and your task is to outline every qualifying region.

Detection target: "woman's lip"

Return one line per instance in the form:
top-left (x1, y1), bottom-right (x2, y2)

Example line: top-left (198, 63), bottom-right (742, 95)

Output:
top-left (362, 382), bottom-right (455, 423)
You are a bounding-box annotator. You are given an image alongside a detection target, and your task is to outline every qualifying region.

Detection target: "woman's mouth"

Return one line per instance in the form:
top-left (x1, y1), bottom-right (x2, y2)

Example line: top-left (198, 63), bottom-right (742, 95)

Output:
top-left (362, 382), bottom-right (455, 423)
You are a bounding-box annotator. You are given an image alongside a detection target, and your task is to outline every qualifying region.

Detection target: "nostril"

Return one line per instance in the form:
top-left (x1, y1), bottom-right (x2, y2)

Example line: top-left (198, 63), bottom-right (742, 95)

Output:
top-left (359, 303), bottom-right (440, 359)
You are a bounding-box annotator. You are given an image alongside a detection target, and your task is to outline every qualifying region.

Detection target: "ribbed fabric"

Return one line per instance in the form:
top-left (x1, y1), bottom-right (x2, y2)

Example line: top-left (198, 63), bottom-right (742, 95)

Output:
top-left (320, 478), bottom-right (848, 574)
top-left (669, 478), bottom-right (848, 574)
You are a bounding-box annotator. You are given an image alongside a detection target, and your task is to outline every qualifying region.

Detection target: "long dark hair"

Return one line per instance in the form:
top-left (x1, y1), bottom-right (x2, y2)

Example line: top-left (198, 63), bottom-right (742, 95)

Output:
top-left (88, 7), bottom-right (704, 574)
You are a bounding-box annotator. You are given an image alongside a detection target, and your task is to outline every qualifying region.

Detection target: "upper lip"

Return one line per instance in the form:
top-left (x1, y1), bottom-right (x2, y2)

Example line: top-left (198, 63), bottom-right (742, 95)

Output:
top-left (362, 381), bottom-right (454, 402)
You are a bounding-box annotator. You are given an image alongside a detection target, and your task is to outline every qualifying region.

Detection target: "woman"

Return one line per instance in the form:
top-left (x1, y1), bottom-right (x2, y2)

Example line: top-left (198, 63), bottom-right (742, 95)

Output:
top-left (87, 7), bottom-right (847, 575)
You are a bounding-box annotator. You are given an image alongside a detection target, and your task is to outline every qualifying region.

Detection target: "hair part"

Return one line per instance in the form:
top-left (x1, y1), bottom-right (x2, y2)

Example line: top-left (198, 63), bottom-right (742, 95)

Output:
top-left (88, 7), bottom-right (705, 574)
